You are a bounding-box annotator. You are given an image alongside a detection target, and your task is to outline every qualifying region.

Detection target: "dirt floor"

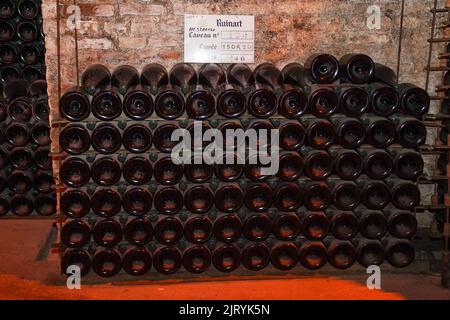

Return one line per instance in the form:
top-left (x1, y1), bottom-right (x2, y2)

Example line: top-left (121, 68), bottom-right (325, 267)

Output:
top-left (0, 219), bottom-right (448, 300)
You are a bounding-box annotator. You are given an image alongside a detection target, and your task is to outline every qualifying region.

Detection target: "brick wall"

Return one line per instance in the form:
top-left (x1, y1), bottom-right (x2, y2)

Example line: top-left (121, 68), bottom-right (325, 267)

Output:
top-left (42, 0), bottom-right (446, 223)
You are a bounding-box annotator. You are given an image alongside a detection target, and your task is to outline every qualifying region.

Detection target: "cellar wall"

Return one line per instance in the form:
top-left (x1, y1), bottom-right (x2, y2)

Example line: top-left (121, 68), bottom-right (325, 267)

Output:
top-left (41, 0), bottom-right (446, 225)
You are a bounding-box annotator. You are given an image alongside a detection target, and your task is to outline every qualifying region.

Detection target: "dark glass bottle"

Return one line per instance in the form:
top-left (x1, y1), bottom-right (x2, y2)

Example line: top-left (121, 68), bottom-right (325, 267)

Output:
top-left (20, 43), bottom-right (43, 65)
top-left (331, 181), bottom-right (361, 211)
top-left (227, 63), bottom-right (254, 91)
top-left (274, 182), bottom-right (303, 212)
top-left (154, 217), bottom-right (183, 245)
top-left (242, 214), bottom-right (271, 242)
top-left (328, 209), bottom-right (359, 240)
top-left (122, 187), bottom-right (152, 216)
top-left (8, 170), bottom-right (32, 194)
top-left (23, 64), bottom-right (44, 82)
top-left (153, 123), bottom-right (179, 153)
top-left (184, 216), bottom-right (213, 244)
top-left (272, 213), bottom-right (301, 241)
top-left (214, 155), bottom-right (244, 182)
top-left (123, 156), bottom-right (152, 185)
top-left (91, 85), bottom-right (122, 121)
top-left (241, 243), bottom-right (270, 271)
top-left (182, 246), bottom-right (212, 274)
top-left (281, 62), bottom-right (306, 88)
top-left (213, 214), bottom-right (242, 243)
top-left (327, 240), bottom-right (356, 269)
top-left (91, 189), bottom-right (121, 218)
top-left (91, 123), bottom-right (122, 154)
top-left (339, 53), bottom-right (375, 84)
top-left (81, 64), bottom-right (111, 95)
top-left (248, 119), bottom-right (275, 148)
top-left (59, 87), bottom-right (90, 121)
top-left (111, 65), bottom-right (140, 94)
top-left (214, 185), bottom-right (244, 213)
top-left (122, 247), bottom-right (152, 276)
top-left (213, 244), bottom-right (241, 273)
top-left (186, 81), bottom-right (215, 120)
top-left (355, 239), bottom-right (385, 267)
top-left (331, 148), bottom-right (363, 180)
top-left (338, 87), bottom-right (369, 116)
top-left (30, 122), bottom-right (50, 146)
top-left (367, 83), bottom-right (399, 116)
top-left (360, 115), bottom-right (395, 148)
top-left (270, 242), bottom-right (298, 270)
top-left (8, 97), bottom-right (32, 122)
top-left (124, 217), bottom-right (153, 246)
top-left (1, 64), bottom-right (22, 82)
top-left (0, 43), bottom-right (17, 65)
top-left (18, 0), bottom-right (39, 20)
top-left (91, 157), bottom-right (121, 186)
top-left (0, 0), bottom-right (15, 19)
top-left (169, 63), bottom-right (197, 92)
top-left (5, 123), bottom-right (29, 146)
top-left (384, 238), bottom-right (415, 268)
top-left (32, 97), bottom-right (49, 122)
top-left (9, 147), bottom-right (33, 170)
top-left (92, 219), bottom-right (123, 247)
top-left (60, 190), bottom-right (90, 218)
top-left (308, 87), bottom-right (338, 117)
top-left (0, 19), bottom-right (14, 42)
top-left (3, 79), bottom-right (27, 101)
top-left (216, 81), bottom-right (246, 118)
top-left (61, 219), bottom-right (92, 248)
top-left (140, 63), bottom-right (169, 94)
top-left (388, 179), bottom-right (420, 210)
top-left (244, 155), bottom-right (271, 181)
top-left (303, 182), bottom-right (332, 211)
top-left (298, 241), bottom-right (327, 270)
top-left (33, 171), bottom-right (54, 194)
top-left (61, 249), bottom-right (91, 277)
top-left (184, 186), bottom-right (214, 214)
top-left (154, 187), bottom-right (183, 214)
top-left (303, 117), bottom-right (335, 150)
top-left (391, 115), bottom-right (427, 149)
top-left (122, 124), bottom-right (152, 154)
top-left (303, 148), bottom-right (333, 180)
top-left (10, 195), bottom-right (33, 216)
top-left (277, 152), bottom-right (304, 181)
top-left (301, 211), bottom-right (330, 240)
top-left (362, 149), bottom-right (393, 180)
top-left (373, 63), bottom-right (397, 87)
top-left (356, 208), bottom-right (388, 239)
top-left (279, 121), bottom-right (306, 151)
top-left (244, 183), bottom-right (273, 212)
top-left (397, 83), bottom-right (430, 117)
top-left (360, 179), bottom-right (390, 210)
top-left (387, 209), bottom-right (418, 239)
top-left (154, 156), bottom-right (183, 185)
top-left (184, 156), bottom-right (213, 183)
top-left (155, 84), bottom-right (185, 119)
top-left (59, 157), bottom-right (90, 187)
top-left (153, 246), bottom-right (182, 275)
top-left (392, 150), bottom-right (424, 180)
top-left (17, 20), bottom-right (38, 42)
top-left (123, 85), bottom-right (153, 120)
top-left (304, 53), bottom-right (339, 84)
top-left (92, 249), bottom-right (122, 277)
top-left (279, 63), bottom-right (308, 118)
top-left (35, 196), bottom-right (56, 216)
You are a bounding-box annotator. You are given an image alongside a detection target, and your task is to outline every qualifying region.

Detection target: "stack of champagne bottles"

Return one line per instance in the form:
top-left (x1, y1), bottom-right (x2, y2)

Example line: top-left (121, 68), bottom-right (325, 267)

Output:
top-left (59, 53), bottom-right (430, 277)
top-left (0, 78), bottom-right (54, 217)
top-left (0, 0), bottom-right (51, 218)
top-left (0, 0), bottom-right (45, 83)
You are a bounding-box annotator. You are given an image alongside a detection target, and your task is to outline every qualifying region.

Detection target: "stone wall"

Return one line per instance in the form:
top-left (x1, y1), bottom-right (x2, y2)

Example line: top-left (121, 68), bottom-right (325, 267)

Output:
top-left (41, 0), bottom-right (447, 224)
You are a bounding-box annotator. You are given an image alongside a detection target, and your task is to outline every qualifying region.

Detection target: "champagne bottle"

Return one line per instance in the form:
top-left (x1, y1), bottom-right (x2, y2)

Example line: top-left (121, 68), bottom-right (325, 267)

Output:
top-left (61, 249), bottom-right (91, 277)
top-left (184, 185), bottom-right (214, 214)
top-left (17, 20), bottom-right (38, 42)
top-left (59, 157), bottom-right (90, 187)
top-left (355, 239), bottom-right (385, 267)
top-left (153, 123), bottom-right (179, 153)
top-left (30, 122), bottom-right (50, 146)
top-left (387, 209), bottom-right (417, 239)
top-left (81, 64), bottom-right (111, 95)
top-left (153, 246), bottom-right (182, 275)
top-left (90, 157), bottom-right (121, 186)
top-left (392, 150), bottom-right (423, 180)
top-left (184, 216), bottom-right (213, 244)
top-left (272, 213), bottom-right (301, 241)
top-left (331, 148), bottom-right (363, 180)
top-left (367, 82), bottom-right (399, 116)
top-left (362, 149), bottom-right (393, 180)
top-left (91, 123), bottom-right (122, 154)
top-left (302, 117), bottom-right (335, 150)
top-left (123, 156), bottom-right (152, 185)
top-left (331, 181), bottom-right (361, 211)
top-left (242, 213), bottom-right (271, 241)
top-left (122, 124), bottom-right (152, 154)
top-left (397, 83), bottom-right (430, 117)
top-left (123, 247), bottom-right (152, 276)
top-left (355, 207), bottom-right (388, 239)
top-left (154, 156), bottom-right (183, 185)
top-left (277, 152), bottom-right (304, 181)
top-left (384, 238), bottom-right (415, 268)
top-left (59, 87), bottom-right (90, 121)
top-left (111, 65), bottom-right (140, 94)
top-left (60, 189), bottom-right (90, 218)
top-left (5, 123), bottom-right (29, 146)
top-left (270, 242), bottom-right (298, 270)
top-left (59, 124), bottom-right (90, 155)
top-left (214, 184), bottom-right (244, 213)
top-left (242, 243), bottom-right (270, 271)
top-left (92, 219), bottom-right (123, 247)
top-left (303, 148), bottom-right (333, 180)
top-left (244, 183), bottom-right (273, 212)
top-left (123, 85), bottom-right (153, 120)
top-left (303, 182), bottom-right (332, 211)
top-left (339, 53), bottom-right (375, 84)
top-left (61, 219), bottom-right (92, 248)
top-left (154, 217), bottom-right (184, 245)
top-left (122, 187), bottom-right (152, 216)
top-left (326, 240), bottom-right (357, 269)
top-left (0, 0), bottom-right (15, 19)
top-left (212, 244), bottom-right (241, 273)
top-left (140, 63), bottom-right (168, 94)
top-left (182, 246), bottom-right (211, 274)
top-left (91, 189), bottom-right (121, 217)
top-left (328, 209), bottom-right (359, 240)
top-left (304, 53), bottom-right (339, 84)
top-left (124, 217), bottom-right (153, 246)
top-left (360, 115), bottom-right (395, 148)
top-left (298, 241), bottom-right (327, 269)
top-left (308, 86), bottom-right (338, 117)
top-left (301, 211), bottom-right (330, 240)
top-left (9, 147), bottom-right (33, 170)
top-left (274, 182), bottom-right (303, 212)
top-left (360, 179), bottom-right (390, 210)
top-left (18, 0), bottom-right (39, 20)
top-left (92, 249), bottom-right (122, 277)
top-left (213, 214), bottom-right (242, 243)
top-left (279, 120), bottom-right (306, 151)
top-left (338, 87), bottom-right (369, 116)
top-left (388, 179), bottom-right (420, 210)
top-left (154, 187), bottom-right (183, 214)
top-left (391, 115), bottom-right (427, 149)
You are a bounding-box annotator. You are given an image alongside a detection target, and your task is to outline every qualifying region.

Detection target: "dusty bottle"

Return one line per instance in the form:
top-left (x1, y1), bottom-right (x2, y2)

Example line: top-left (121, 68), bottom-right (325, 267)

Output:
top-left (304, 53), bottom-right (339, 84)
top-left (270, 242), bottom-right (298, 271)
top-left (361, 149), bottom-right (393, 180)
top-left (182, 246), bottom-right (212, 274)
top-left (339, 53), bottom-right (375, 84)
top-left (330, 148), bottom-right (363, 180)
top-left (124, 217), bottom-right (153, 246)
top-left (91, 189), bottom-right (121, 217)
top-left (154, 187), bottom-right (183, 214)
top-left (154, 217), bottom-right (183, 245)
top-left (338, 87), bottom-right (369, 116)
top-left (298, 241), bottom-right (327, 270)
top-left (123, 247), bottom-right (152, 276)
top-left (241, 243), bottom-right (270, 271)
top-left (153, 247), bottom-right (182, 275)
top-left (366, 82), bottom-right (399, 116)
top-left (301, 211), bottom-right (330, 240)
top-left (61, 219), bottom-right (92, 248)
top-left (274, 182), bottom-right (303, 212)
top-left (326, 239), bottom-right (357, 269)
top-left (184, 216), bottom-right (213, 244)
top-left (122, 187), bottom-right (152, 216)
top-left (213, 214), bottom-right (242, 243)
top-left (92, 249), bottom-right (122, 277)
top-left (242, 213), bottom-right (272, 242)
top-left (212, 244), bottom-right (241, 273)
top-left (92, 219), bottom-right (123, 247)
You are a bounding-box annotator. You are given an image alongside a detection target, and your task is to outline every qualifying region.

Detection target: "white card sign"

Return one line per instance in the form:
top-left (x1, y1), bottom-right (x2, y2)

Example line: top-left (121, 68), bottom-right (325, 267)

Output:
top-left (184, 14), bottom-right (254, 63)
